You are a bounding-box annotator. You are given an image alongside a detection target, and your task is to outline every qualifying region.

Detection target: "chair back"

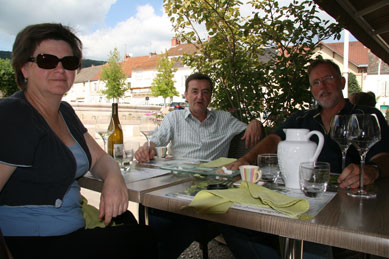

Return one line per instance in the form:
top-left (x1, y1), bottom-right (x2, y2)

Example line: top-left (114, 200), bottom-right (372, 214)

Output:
top-left (228, 131), bottom-right (250, 159)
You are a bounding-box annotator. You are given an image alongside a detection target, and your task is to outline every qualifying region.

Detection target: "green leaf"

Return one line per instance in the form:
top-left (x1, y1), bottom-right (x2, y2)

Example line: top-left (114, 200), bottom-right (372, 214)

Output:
top-left (164, 0), bottom-right (342, 126)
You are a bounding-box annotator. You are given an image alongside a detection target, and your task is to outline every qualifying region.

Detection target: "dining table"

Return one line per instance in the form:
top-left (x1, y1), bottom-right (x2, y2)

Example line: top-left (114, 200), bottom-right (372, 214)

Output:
top-left (78, 161), bottom-right (195, 224)
top-left (79, 158), bottom-right (389, 258)
top-left (141, 177), bottom-right (389, 258)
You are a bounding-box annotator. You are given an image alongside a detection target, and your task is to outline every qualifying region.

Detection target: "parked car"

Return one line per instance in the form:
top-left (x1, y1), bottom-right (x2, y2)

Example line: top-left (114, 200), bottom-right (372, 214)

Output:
top-left (170, 102), bottom-right (186, 110)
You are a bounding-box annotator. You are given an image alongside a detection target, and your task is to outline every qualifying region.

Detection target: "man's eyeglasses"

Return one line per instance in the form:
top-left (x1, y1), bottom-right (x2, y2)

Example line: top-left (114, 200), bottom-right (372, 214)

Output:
top-left (311, 75), bottom-right (337, 88)
top-left (28, 54), bottom-right (80, 70)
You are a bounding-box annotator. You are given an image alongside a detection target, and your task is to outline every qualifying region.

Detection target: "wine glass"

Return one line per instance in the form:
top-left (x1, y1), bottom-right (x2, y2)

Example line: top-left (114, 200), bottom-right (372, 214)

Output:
top-left (330, 115), bottom-right (351, 170)
top-left (95, 117), bottom-right (114, 152)
top-left (347, 114), bottom-right (381, 198)
top-left (139, 114), bottom-right (158, 150)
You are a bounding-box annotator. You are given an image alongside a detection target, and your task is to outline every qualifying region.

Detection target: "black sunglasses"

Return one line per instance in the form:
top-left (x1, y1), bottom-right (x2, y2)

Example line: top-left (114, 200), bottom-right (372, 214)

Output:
top-left (28, 53), bottom-right (80, 70)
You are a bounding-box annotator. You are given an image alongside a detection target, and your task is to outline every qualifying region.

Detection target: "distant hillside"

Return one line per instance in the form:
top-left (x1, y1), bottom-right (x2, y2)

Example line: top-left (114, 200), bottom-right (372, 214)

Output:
top-left (81, 59), bottom-right (105, 68)
top-left (0, 50), bottom-right (105, 68)
top-left (0, 51), bottom-right (11, 59)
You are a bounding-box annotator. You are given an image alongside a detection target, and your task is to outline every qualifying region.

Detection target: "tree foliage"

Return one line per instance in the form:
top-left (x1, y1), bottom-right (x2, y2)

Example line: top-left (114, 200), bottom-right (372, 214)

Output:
top-left (347, 72), bottom-right (361, 94)
top-left (0, 59), bottom-right (19, 97)
top-left (101, 48), bottom-right (128, 102)
top-left (164, 0), bottom-right (342, 127)
top-left (151, 51), bottom-right (179, 105)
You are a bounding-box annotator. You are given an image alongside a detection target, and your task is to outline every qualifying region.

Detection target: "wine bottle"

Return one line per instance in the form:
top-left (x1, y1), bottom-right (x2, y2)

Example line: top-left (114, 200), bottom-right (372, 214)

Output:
top-left (107, 103), bottom-right (124, 158)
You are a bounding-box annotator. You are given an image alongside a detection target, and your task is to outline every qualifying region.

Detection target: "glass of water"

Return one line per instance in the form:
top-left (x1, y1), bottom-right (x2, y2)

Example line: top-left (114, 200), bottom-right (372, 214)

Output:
top-left (120, 141), bottom-right (140, 172)
top-left (257, 153), bottom-right (280, 183)
top-left (299, 161), bottom-right (330, 197)
top-left (121, 149), bottom-right (133, 171)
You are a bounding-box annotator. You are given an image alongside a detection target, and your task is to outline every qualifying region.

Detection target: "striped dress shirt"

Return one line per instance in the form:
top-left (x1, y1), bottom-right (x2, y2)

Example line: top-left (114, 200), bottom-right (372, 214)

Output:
top-left (150, 109), bottom-right (247, 160)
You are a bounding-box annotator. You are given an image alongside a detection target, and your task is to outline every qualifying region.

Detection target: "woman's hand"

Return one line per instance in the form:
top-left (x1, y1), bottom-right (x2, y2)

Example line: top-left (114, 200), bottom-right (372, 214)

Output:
top-left (99, 169), bottom-right (128, 225)
top-left (84, 132), bottom-right (129, 225)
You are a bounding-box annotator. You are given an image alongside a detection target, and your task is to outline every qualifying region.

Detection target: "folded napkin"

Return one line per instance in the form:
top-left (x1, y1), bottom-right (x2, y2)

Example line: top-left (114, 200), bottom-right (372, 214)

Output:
top-left (186, 181), bottom-right (309, 218)
top-left (81, 196), bottom-right (107, 229)
top-left (197, 157), bottom-right (237, 168)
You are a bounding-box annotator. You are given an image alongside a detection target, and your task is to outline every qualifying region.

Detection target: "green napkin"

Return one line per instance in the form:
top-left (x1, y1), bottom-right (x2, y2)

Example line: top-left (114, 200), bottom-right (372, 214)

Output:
top-left (185, 181), bottom-right (309, 218)
top-left (197, 157), bottom-right (237, 168)
top-left (81, 196), bottom-right (106, 229)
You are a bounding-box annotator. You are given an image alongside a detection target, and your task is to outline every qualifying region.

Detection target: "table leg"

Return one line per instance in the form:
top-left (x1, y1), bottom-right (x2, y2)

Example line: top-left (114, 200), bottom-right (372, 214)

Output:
top-left (282, 237), bottom-right (303, 259)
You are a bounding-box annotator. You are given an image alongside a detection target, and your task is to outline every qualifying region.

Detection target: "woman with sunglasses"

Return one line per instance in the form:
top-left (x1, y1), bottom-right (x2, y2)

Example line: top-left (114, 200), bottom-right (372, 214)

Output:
top-left (0, 23), bottom-right (157, 258)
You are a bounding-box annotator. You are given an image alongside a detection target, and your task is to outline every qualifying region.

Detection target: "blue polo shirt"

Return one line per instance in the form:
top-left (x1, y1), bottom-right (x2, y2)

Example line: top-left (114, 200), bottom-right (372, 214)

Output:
top-left (274, 100), bottom-right (389, 174)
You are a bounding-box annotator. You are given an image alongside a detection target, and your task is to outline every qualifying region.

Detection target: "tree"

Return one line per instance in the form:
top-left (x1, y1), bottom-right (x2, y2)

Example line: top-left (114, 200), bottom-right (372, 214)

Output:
top-left (348, 72), bottom-right (361, 94)
top-left (0, 59), bottom-right (19, 97)
top-left (151, 51), bottom-right (179, 105)
top-left (101, 48), bottom-right (128, 103)
top-left (164, 0), bottom-right (342, 127)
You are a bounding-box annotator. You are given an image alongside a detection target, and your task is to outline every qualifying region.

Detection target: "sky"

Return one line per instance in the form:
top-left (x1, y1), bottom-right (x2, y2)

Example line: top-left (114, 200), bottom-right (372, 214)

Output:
top-left (0, 0), bottom-right (353, 61)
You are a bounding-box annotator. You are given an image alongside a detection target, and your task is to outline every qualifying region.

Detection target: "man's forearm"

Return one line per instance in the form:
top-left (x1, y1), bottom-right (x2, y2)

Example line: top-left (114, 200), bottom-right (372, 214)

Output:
top-left (370, 152), bottom-right (389, 179)
top-left (239, 134), bottom-right (281, 164)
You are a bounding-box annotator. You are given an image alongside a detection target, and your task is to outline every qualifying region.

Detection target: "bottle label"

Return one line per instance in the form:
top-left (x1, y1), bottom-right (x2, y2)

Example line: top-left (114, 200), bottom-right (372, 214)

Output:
top-left (113, 144), bottom-right (124, 159)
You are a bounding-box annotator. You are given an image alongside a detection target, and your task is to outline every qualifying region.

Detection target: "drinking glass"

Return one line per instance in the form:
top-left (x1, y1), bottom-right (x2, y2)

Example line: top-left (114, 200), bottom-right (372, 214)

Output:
top-left (299, 161), bottom-right (330, 197)
top-left (119, 149), bottom-right (133, 172)
top-left (95, 117), bottom-right (114, 152)
top-left (347, 114), bottom-right (381, 198)
top-left (257, 154), bottom-right (280, 183)
top-left (140, 114), bottom-right (158, 150)
top-left (330, 115), bottom-right (351, 170)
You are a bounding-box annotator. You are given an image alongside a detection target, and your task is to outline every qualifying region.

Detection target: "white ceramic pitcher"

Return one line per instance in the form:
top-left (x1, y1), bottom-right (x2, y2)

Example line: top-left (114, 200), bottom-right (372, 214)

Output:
top-left (277, 129), bottom-right (324, 189)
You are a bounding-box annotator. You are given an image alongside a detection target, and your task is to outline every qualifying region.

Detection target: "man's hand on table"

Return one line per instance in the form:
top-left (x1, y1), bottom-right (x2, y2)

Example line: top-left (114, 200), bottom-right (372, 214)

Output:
top-left (225, 158), bottom-right (250, 170)
top-left (337, 163), bottom-right (379, 189)
top-left (134, 142), bottom-right (156, 162)
top-left (242, 120), bottom-right (263, 148)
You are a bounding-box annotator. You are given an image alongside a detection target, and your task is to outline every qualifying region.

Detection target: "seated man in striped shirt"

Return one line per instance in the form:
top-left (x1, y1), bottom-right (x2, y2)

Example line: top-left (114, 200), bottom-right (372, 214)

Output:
top-left (135, 72), bottom-right (263, 162)
top-left (135, 72), bottom-right (263, 259)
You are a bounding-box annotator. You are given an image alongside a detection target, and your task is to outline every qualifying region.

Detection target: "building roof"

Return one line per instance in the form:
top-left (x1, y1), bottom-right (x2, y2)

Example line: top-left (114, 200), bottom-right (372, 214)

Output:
top-left (74, 40), bottom-right (199, 83)
top-left (74, 65), bottom-right (102, 83)
top-left (313, 0), bottom-right (389, 65)
top-left (322, 41), bottom-right (369, 66)
top-left (167, 43), bottom-right (198, 57)
top-left (130, 54), bottom-right (160, 71)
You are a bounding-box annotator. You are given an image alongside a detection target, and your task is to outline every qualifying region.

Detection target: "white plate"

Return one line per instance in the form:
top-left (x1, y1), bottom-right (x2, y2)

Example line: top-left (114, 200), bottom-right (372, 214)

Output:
top-left (233, 180), bottom-right (265, 187)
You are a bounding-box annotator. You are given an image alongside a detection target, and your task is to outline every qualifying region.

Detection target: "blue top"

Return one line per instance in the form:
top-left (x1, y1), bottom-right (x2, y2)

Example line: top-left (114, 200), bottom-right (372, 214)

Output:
top-left (0, 139), bottom-right (89, 236)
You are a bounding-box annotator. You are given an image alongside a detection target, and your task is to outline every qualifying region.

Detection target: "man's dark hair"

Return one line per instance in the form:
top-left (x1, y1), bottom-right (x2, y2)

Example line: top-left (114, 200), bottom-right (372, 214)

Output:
top-left (307, 58), bottom-right (342, 78)
top-left (185, 72), bottom-right (213, 92)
